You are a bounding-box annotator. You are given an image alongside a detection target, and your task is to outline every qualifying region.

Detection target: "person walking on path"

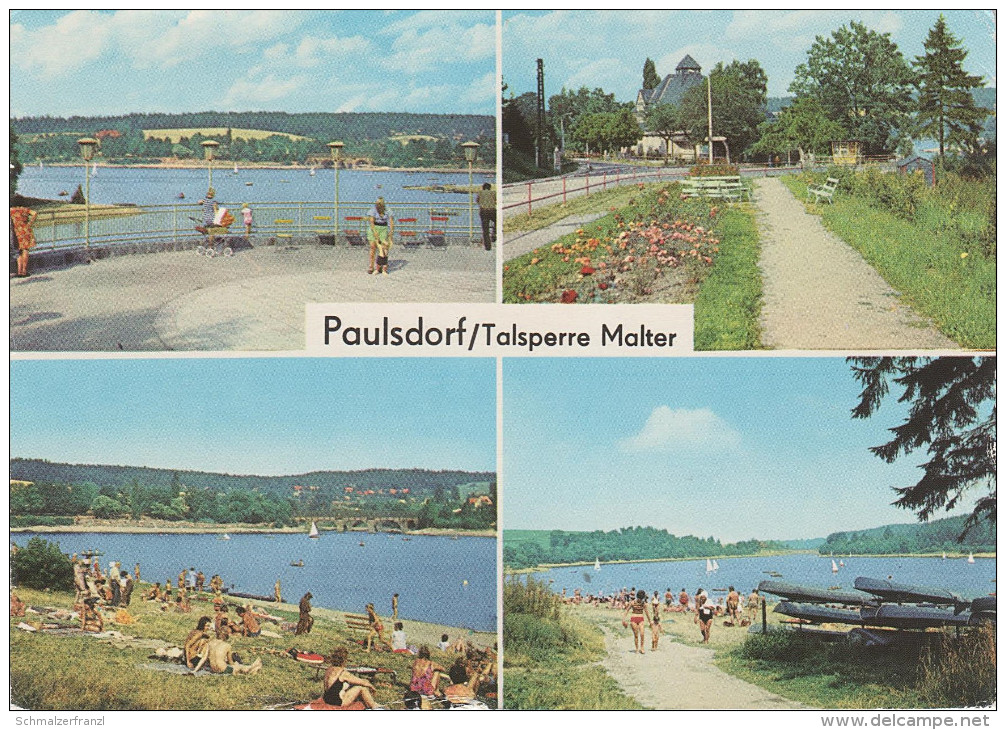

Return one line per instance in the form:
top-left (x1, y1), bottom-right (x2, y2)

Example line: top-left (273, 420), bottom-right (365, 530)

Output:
top-left (622, 589), bottom-right (652, 654)
top-left (367, 197), bottom-right (394, 276)
top-left (10, 206), bottom-right (38, 278)
top-left (241, 204), bottom-right (253, 239)
top-left (477, 183), bottom-right (496, 251)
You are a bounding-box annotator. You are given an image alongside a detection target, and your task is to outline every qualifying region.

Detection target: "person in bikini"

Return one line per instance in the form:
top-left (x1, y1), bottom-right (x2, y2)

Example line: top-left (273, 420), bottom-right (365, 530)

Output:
top-left (622, 589), bottom-right (652, 654)
top-left (651, 591), bottom-right (663, 650)
top-left (365, 603), bottom-right (391, 652)
top-left (184, 616), bottom-right (212, 669)
top-left (322, 647), bottom-right (378, 708)
top-left (409, 645), bottom-right (446, 698)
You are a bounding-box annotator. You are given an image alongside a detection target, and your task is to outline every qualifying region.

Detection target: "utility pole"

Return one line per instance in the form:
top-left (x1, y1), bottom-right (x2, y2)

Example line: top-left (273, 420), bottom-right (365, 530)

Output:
top-left (707, 73), bottom-right (714, 163)
top-left (536, 58), bottom-right (545, 169)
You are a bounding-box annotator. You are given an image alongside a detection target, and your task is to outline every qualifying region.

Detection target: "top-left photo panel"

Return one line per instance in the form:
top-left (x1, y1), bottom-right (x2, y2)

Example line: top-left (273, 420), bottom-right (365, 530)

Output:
top-left (10, 10), bottom-right (498, 352)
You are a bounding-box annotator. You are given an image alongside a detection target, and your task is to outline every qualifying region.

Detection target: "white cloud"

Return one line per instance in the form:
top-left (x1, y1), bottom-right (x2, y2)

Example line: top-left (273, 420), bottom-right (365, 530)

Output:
top-left (222, 74), bottom-right (307, 107)
top-left (10, 11), bottom-right (113, 77)
top-left (382, 19), bottom-right (495, 73)
top-left (618, 406), bottom-right (741, 453)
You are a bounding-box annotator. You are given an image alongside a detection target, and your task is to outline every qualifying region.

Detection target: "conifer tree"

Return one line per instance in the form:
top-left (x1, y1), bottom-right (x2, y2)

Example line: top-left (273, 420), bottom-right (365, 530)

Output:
top-left (642, 58), bottom-right (660, 90)
top-left (849, 356), bottom-right (996, 537)
top-left (913, 15), bottom-right (989, 159)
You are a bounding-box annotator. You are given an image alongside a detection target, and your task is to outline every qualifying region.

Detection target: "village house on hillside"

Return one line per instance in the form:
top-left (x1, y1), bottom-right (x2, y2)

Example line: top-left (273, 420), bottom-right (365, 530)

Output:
top-left (634, 55), bottom-right (707, 161)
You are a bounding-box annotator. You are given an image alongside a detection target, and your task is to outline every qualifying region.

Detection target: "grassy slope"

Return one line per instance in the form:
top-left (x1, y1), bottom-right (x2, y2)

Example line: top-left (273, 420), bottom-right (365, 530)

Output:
top-left (504, 608), bottom-right (642, 709)
top-left (11, 585), bottom-right (494, 710)
top-left (781, 176), bottom-right (995, 349)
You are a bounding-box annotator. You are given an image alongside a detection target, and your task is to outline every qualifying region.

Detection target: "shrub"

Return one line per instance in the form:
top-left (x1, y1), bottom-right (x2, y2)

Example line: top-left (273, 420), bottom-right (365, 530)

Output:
top-left (9, 515), bottom-right (74, 528)
top-left (11, 536), bottom-right (74, 591)
top-left (917, 625), bottom-right (996, 707)
top-left (690, 163), bottom-right (740, 177)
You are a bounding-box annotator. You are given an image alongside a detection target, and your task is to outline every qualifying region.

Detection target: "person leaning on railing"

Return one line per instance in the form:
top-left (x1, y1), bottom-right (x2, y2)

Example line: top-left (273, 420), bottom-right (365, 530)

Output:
top-left (477, 183), bottom-right (496, 251)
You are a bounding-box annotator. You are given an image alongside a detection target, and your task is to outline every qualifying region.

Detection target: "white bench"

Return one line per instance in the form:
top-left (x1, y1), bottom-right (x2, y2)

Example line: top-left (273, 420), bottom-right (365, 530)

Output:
top-left (807, 177), bottom-right (839, 204)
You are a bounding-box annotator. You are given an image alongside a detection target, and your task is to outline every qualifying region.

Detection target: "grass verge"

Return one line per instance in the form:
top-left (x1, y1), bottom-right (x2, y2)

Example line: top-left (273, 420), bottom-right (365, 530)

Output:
top-left (504, 184), bottom-right (653, 233)
top-left (11, 585), bottom-right (495, 710)
top-left (693, 204), bottom-right (762, 350)
top-left (715, 625), bottom-right (995, 709)
top-left (782, 176), bottom-right (995, 349)
top-left (503, 577), bottom-right (643, 709)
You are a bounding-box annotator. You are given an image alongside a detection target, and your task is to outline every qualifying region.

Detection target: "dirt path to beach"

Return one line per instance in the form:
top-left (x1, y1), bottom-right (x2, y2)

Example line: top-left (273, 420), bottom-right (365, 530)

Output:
top-left (598, 623), bottom-right (804, 710)
top-left (754, 177), bottom-right (955, 350)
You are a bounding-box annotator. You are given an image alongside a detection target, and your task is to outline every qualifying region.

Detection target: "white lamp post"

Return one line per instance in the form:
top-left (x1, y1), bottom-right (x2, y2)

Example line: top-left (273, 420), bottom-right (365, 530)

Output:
top-left (201, 140), bottom-right (219, 190)
top-left (77, 138), bottom-right (99, 250)
top-left (461, 141), bottom-right (479, 243)
top-left (327, 141), bottom-right (344, 240)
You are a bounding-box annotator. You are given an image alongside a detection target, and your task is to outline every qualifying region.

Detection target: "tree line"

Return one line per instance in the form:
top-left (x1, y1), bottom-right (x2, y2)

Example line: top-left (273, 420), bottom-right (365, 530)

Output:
top-left (10, 459), bottom-right (494, 498)
top-left (503, 526), bottom-right (785, 569)
top-left (505, 15), bottom-right (992, 171)
top-left (820, 515), bottom-right (995, 555)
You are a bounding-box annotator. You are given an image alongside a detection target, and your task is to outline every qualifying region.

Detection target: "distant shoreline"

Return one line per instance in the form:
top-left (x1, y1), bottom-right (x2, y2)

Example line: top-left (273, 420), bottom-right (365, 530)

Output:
top-left (35, 160), bottom-right (494, 175)
top-left (506, 550), bottom-right (996, 573)
top-left (12, 523), bottom-right (496, 539)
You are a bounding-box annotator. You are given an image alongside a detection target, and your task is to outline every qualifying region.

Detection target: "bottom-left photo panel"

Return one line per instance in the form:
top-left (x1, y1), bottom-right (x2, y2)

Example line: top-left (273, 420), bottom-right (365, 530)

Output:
top-left (10, 357), bottom-right (499, 710)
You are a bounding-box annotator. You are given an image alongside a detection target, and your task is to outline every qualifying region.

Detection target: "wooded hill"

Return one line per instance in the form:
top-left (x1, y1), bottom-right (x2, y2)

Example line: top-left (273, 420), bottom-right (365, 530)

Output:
top-left (9, 458), bottom-right (494, 498)
top-left (503, 526), bottom-right (787, 569)
top-left (12, 111), bottom-right (493, 144)
top-left (819, 515), bottom-right (996, 555)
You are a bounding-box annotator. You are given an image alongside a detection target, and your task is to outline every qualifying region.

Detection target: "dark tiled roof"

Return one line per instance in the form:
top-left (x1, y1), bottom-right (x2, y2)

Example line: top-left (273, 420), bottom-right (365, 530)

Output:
top-left (676, 54), bottom-right (701, 71)
top-left (637, 56), bottom-right (704, 109)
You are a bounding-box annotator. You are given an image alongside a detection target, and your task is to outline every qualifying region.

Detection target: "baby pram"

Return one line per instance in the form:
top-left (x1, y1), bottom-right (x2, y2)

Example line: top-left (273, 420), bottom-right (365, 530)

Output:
top-left (192, 207), bottom-right (236, 257)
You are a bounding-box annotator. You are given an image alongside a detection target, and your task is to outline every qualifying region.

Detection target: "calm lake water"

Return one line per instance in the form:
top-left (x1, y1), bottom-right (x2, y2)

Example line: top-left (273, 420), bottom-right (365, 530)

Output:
top-left (17, 166), bottom-right (493, 208)
top-left (533, 553), bottom-right (996, 602)
top-left (16, 531), bottom-right (497, 632)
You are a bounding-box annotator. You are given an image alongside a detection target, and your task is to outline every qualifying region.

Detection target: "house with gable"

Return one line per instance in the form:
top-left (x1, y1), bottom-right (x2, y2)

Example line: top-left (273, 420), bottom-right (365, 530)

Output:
top-left (634, 55), bottom-right (707, 161)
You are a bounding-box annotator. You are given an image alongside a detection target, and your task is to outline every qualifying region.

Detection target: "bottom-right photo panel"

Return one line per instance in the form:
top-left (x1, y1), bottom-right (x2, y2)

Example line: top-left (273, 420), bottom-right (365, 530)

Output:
top-left (502, 356), bottom-right (995, 710)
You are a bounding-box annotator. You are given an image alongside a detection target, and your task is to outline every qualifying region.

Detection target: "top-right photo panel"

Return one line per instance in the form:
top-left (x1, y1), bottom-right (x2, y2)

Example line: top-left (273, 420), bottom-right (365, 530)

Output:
top-left (501, 10), bottom-right (995, 352)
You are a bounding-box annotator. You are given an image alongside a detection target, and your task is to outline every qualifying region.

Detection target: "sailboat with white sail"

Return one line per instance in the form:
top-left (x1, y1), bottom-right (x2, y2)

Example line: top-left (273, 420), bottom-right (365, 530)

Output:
top-left (706, 558), bottom-right (714, 573)
top-left (308, 521), bottom-right (320, 539)
top-left (594, 558), bottom-right (601, 572)
top-left (831, 559), bottom-right (839, 573)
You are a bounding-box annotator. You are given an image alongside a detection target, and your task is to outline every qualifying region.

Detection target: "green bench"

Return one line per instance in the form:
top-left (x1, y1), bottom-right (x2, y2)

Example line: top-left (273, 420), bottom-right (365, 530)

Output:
top-left (682, 176), bottom-right (749, 203)
top-left (807, 177), bottom-right (840, 204)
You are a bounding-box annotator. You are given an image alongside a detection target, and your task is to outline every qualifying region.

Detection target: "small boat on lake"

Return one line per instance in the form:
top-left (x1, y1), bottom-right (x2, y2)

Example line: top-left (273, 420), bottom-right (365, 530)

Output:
top-left (290, 560), bottom-right (304, 567)
top-left (968, 553), bottom-right (976, 564)
top-left (308, 522), bottom-right (320, 539)
top-left (832, 560), bottom-right (839, 573)
top-left (218, 534), bottom-right (231, 541)
top-left (706, 558), bottom-right (714, 573)
top-left (594, 558), bottom-right (601, 572)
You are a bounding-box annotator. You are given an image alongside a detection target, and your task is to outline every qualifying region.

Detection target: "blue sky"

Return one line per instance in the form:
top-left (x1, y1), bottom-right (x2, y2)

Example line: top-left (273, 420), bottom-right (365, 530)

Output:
top-left (504, 10), bottom-right (996, 101)
top-left (10, 358), bottom-right (496, 475)
top-left (9, 10), bottom-right (496, 117)
top-left (503, 358), bottom-right (967, 542)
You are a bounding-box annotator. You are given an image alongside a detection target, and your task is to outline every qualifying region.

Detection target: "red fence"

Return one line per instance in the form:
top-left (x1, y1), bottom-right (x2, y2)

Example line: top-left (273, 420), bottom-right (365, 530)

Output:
top-left (501, 167), bottom-right (688, 215)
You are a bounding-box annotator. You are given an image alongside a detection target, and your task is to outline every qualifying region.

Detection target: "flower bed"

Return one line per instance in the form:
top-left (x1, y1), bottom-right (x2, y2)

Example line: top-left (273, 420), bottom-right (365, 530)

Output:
top-left (503, 183), bottom-right (726, 304)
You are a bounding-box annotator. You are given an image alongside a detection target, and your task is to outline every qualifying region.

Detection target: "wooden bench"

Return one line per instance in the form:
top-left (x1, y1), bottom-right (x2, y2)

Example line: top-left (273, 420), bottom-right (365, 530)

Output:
top-left (344, 613), bottom-right (371, 635)
top-left (807, 177), bottom-right (840, 204)
top-left (682, 176), bottom-right (749, 202)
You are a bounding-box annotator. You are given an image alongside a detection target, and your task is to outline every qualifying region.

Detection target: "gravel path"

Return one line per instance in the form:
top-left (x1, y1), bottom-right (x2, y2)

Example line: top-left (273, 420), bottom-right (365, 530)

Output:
top-left (754, 177), bottom-right (956, 350)
top-left (503, 212), bottom-right (608, 262)
top-left (599, 624), bottom-right (803, 710)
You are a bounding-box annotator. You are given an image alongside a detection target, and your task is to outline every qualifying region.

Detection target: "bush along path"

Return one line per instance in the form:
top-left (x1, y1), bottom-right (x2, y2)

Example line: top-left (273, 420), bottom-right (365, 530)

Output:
top-left (502, 183), bottom-right (763, 350)
top-left (753, 177), bottom-right (956, 350)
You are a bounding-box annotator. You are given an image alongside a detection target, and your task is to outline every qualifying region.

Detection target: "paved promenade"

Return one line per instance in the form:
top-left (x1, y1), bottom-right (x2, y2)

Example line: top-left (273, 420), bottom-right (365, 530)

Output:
top-left (11, 242), bottom-right (494, 351)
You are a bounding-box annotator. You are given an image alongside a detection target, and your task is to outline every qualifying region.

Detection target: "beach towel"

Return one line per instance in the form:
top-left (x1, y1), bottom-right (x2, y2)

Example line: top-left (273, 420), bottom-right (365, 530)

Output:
top-left (140, 662), bottom-right (212, 676)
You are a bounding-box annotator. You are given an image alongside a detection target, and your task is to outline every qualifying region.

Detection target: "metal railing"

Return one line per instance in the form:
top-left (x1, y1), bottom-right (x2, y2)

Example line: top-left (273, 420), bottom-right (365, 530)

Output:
top-left (27, 199), bottom-right (481, 251)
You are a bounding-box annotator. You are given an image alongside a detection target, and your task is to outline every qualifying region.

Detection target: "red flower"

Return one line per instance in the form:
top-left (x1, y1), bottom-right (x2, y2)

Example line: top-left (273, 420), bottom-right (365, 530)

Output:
top-left (598, 282), bottom-right (609, 290)
top-left (560, 290), bottom-right (578, 303)
top-left (581, 265), bottom-right (595, 275)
